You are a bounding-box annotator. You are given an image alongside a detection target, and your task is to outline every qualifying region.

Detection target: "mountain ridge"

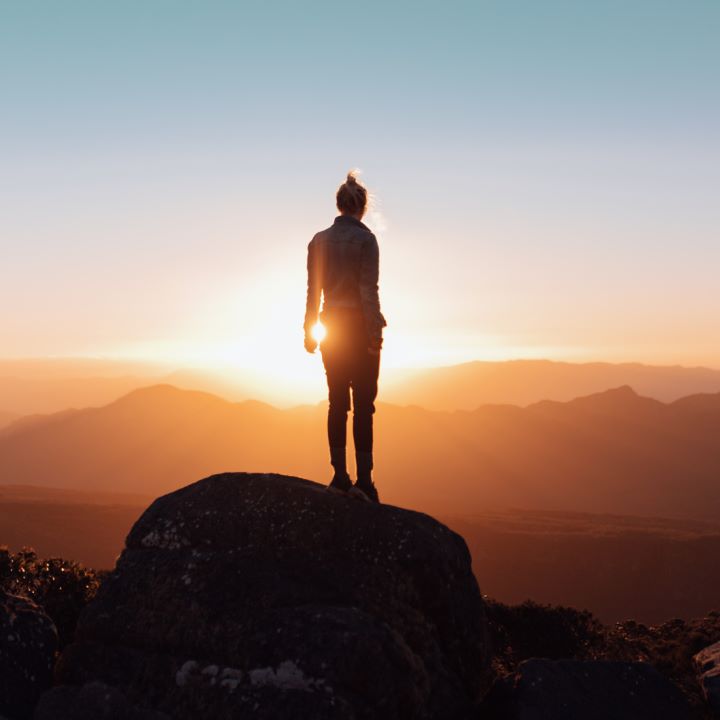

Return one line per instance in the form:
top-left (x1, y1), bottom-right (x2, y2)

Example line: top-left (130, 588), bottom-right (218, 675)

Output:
top-left (3, 357), bottom-right (720, 415)
top-left (382, 359), bottom-right (720, 410)
top-left (1, 383), bottom-right (720, 520)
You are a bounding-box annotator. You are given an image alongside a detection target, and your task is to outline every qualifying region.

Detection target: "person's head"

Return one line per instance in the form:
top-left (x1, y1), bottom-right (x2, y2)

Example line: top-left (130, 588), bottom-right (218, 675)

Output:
top-left (336, 171), bottom-right (368, 219)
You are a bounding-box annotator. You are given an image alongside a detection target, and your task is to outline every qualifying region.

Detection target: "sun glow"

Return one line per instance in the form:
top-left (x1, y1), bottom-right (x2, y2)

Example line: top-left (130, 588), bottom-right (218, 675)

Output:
top-left (311, 321), bottom-right (326, 343)
top-left (100, 267), bottom-right (566, 406)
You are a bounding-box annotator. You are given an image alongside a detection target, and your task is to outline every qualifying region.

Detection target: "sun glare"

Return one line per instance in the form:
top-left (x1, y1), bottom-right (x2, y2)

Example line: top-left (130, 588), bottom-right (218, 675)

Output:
top-left (311, 321), bottom-right (326, 343)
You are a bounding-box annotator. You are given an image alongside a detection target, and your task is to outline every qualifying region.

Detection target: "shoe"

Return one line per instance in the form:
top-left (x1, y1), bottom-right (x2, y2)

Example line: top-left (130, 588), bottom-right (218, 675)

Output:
top-left (352, 450), bottom-right (379, 503)
top-left (327, 472), bottom-right (352, 495)
top-left (327, 446), bottom-right (352, 494)
top-left (349, 481), bottom-right (380, 504)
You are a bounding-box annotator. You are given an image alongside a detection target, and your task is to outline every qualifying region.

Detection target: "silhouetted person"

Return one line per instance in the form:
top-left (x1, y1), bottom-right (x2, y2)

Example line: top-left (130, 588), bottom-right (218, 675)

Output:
top-left (304, 172), bottom-right (386, 503)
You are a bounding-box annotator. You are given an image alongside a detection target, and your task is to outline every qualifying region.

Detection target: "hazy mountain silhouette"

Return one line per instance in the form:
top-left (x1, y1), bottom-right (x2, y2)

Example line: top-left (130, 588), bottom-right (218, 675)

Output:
top-left (0, 357), bottom-right (173, 415)
top-left (382, 359), bottom-right (720, 410)
top-left (3, 357), bottom-right (720, 415)
top-left (0, 410), bottom-right (20, 430)
top-left (1, 383), bottom-right (720, 520)
top-left (0, 408), bottom-right (84, 438)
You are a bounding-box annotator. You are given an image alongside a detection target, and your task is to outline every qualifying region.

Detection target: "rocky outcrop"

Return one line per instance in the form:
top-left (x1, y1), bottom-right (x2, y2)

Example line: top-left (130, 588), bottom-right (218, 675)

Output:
top-left (34, 681), bottom-right (169, 720)
top-left (695, 641), bottom-right (720, 716)
top-left (0, 589), bottom-right (57, 720)
top-left (482, 658), bottom-right (691, 720)
top-left (41, 472), bottom-right (491, 719)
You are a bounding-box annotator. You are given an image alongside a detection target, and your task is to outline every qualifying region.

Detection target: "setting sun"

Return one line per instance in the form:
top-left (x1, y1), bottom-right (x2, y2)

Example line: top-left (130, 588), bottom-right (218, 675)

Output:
top-left (311, 321), bottom-right (326, 343)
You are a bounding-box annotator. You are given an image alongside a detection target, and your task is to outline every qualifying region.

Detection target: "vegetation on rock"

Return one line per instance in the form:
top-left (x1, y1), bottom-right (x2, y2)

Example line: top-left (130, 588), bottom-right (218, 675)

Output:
top-left (0, 545), bottom-right (103, 648)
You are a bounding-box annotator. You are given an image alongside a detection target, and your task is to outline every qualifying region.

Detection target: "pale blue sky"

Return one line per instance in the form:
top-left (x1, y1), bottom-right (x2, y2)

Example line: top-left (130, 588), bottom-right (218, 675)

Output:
top-left (1, 1), bottom-right (718, 385)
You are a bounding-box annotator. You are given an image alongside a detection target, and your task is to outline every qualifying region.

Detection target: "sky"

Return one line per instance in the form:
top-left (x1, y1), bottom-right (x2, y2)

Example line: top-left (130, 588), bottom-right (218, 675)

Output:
top-left (1, 1), bottom-right (719, 395)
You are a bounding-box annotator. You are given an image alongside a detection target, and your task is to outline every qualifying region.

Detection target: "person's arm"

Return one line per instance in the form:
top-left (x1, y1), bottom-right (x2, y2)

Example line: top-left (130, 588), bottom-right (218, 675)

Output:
top-left (359, 233), bottom-right (387, 351)
top-left (303, 236), bottom-right (322, 352)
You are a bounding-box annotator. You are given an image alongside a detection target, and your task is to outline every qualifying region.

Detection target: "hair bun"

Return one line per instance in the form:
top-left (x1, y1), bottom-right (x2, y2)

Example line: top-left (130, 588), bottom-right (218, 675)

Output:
top-left (336, 170), bottom-right (368, 215)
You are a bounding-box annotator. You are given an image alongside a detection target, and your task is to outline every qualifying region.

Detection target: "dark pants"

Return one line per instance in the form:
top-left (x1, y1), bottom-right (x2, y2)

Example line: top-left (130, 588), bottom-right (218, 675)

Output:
top-left (319, 308), bottom-right (380, 453)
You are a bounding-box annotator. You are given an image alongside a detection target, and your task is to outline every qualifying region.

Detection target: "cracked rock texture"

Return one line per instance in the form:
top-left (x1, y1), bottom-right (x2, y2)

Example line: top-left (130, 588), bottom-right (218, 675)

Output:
top-left (39, 472), bottom-right (491, 719)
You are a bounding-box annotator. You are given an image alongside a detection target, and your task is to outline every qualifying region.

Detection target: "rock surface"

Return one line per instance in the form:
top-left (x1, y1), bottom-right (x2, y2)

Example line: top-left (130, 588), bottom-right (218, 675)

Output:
top-left (34, 681), bottom-right (169, 720)
top-left (482, 658), bottom-right (691, 720)
top-left (0, 589), bottom-right (57, 720)
top-left (43, 472), bottom-right (491, 719)
top-left (695, 640), bottom-right (720, 716)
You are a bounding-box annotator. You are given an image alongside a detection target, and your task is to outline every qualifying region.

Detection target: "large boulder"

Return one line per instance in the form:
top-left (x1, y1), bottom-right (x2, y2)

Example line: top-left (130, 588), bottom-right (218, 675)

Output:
top-left (35, 681), bottom-right (169, 719)
top-left (0, 589), bottom-right (57, 719)
top-left (482, 658), bottom-right (691, 720)
top-left (42, 472), bottom-right (491, 719)
top-left (695, 641), bottom-right (720, 716)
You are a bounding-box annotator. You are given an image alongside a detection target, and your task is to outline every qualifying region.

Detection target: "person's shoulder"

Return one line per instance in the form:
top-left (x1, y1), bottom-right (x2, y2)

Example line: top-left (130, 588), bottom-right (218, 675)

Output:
top-left (308, 227), bottom-right (332, 247)
top-left (362, 228), bottom-right (379, 246)
top-left (349, 220), bottom-right (375, 242)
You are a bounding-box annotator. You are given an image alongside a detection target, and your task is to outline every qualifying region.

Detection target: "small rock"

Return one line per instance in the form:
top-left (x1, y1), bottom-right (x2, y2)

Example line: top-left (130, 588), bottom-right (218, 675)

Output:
top-left (694, 640), bottom-right (720, 716)
top-left (175, 660), bottom-right (199, 687)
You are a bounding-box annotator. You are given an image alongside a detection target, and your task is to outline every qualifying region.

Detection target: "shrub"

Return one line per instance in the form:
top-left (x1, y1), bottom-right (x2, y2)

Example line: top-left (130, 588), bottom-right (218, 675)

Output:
top-left (485, 597), bottom-right (605, 674)
top-left (486, 598), bottom-right (720, 717)
top-left (0, 545), bottom-right (103, 648)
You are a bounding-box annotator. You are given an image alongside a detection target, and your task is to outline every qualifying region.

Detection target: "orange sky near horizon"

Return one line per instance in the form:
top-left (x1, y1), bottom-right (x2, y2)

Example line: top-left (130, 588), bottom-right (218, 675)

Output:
top-left (3, 195), bottom-right (720, 410)
top-left (4, 196), bottom-right (719, 408)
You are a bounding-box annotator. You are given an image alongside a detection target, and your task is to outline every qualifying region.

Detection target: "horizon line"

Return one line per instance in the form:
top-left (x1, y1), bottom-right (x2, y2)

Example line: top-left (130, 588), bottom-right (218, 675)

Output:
top-left (1, 353), bottom-right (720, 374)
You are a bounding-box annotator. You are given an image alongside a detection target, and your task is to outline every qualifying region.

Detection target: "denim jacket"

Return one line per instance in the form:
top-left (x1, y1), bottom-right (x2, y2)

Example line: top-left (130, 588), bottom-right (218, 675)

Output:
top-left (304, 215), bottom-right (387, 342)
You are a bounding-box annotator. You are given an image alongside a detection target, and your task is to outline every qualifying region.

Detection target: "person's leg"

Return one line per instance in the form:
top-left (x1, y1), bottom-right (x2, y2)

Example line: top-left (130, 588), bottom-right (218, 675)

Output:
top-left (321, 338), bottom-right (352, 489)
top-left (352, 353), bottom-right (379, 453)
top-left (350, 340), bottom-right (381, 500)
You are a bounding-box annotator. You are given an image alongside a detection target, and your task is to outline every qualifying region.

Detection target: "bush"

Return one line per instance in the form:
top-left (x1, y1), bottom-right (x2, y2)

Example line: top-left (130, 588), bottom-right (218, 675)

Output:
top-left (0, 545), bottom-right (104, 648)
top-left (486, 598), bottom-right (720, 718)
top-left (600, 613), bottom-right (720, 717)
top-left (485, 597), bottom-right (605, 674)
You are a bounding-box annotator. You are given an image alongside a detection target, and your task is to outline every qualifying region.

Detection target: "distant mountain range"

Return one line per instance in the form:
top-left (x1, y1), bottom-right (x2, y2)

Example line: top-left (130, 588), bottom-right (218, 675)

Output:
top-left (0, 357), bottom-right (172, 418)
top-left (381, 359), bottom-right (720, 410)
top-left (1, 383), bottom-right (719, 520)
top-left (2, 357), bottom-right (720, 419)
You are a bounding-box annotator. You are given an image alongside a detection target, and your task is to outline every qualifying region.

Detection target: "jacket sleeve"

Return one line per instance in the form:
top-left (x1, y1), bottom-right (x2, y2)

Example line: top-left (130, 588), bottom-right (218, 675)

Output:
top-left (303, 236), bottom-right (322, 333)
top-left (359, 233), bottom-right (387, 342)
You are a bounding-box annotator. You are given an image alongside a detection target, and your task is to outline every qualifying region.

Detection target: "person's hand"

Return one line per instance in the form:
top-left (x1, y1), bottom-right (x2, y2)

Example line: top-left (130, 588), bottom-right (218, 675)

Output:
top-left (304, 333), bottom-right (318, 354)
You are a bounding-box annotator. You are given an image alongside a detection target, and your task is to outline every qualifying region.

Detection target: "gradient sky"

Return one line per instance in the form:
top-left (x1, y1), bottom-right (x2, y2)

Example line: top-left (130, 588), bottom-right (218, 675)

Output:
top-left (2, 1), bottom-right (719, 391)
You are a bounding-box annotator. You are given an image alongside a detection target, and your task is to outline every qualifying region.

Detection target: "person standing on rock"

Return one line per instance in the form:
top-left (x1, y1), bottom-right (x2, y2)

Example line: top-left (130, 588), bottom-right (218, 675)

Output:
top-left (303, 172), bottom-right (387, 503)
